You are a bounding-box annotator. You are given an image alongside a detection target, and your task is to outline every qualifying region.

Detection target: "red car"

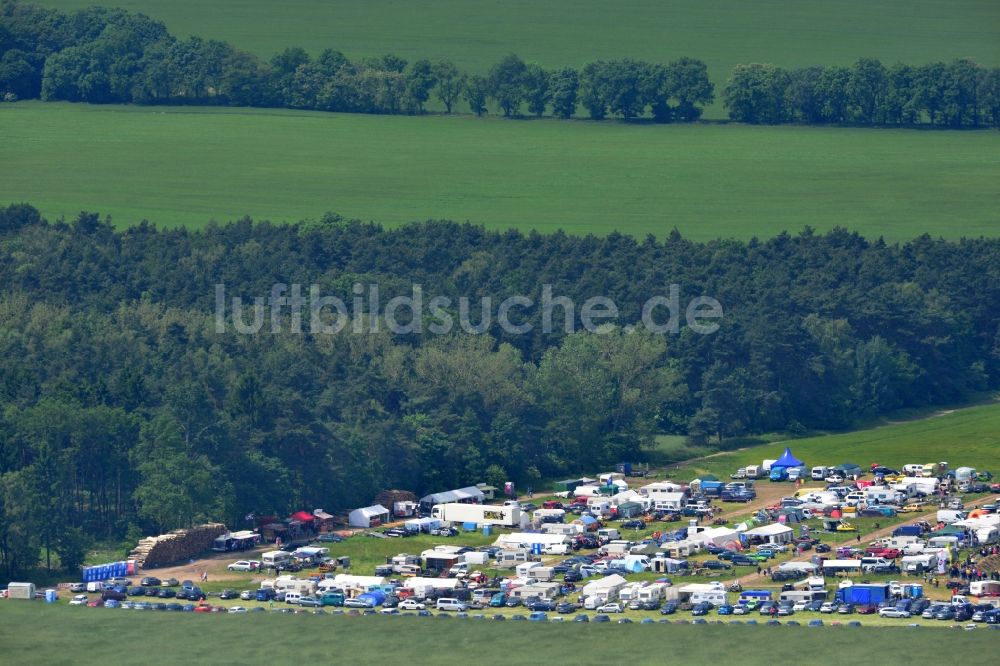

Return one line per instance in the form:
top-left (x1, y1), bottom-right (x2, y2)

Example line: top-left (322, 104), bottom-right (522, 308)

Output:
top-left (856, 605), bottom-right (877, 615)
top-left (194, 603), bottom-right (213, 613)
top-left (865, 547), bottom-right (902, 559)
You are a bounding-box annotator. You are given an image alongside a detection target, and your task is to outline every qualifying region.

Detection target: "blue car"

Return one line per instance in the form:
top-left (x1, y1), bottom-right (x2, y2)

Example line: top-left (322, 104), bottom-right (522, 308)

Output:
top-left (528, 612), bottom-right (548, 622)
top-left (717, 605), bottom-right (734, 616)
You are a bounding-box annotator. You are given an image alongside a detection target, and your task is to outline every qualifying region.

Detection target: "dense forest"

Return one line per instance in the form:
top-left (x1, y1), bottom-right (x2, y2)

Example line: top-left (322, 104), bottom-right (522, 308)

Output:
top-left (1, 202), bottom-right (1000, 574)
top-left (2, 1), bottom-right (998, 126)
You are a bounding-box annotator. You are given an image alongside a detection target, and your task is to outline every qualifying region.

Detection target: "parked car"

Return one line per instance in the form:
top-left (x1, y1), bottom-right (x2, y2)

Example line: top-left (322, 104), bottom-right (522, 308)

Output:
top-left (140, 577), bottom-right (161, 587)
top-left (879, 607), bottom-right (911, 618)
top-left (227, 560), bottom-right (257, 572)
top-left (69, 582), bottom-right (87, 593)
top-left (218, 589), bottom-right (238, 600)
top-left (659, 601), bottom-right (678, 615)
top-left (69, 594), bottom-right (88, 606)
top-left (596, 603), bottom-right (624, 614)
top-left (298, 597), bottom-right (321, 608)
top-left (702, 560), bottom-right (731, 570)
top-left (398, 598), bottom-right (426, 611)
top-left (691, 602), bottom-right (712, 616)
top-left (556, 602), bottom-right (577, 614)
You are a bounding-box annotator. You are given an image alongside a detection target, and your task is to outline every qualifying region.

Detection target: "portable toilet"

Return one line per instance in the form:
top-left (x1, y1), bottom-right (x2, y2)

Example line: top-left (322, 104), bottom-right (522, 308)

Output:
top-left (483, 525), bottom-right (493, 537)
top-left (44, 589), bottom-right (57, 603)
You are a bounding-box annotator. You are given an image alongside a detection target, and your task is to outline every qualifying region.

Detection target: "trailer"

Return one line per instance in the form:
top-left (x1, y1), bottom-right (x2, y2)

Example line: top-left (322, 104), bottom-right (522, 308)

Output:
top-left (836, 583), bottom-right (889, 606)
top-left (431, 503), bottom-right (522, 527)
top-left (822, 559), bottom-right (862, 574)
top-left (6, 582), bottom-right (36, 600)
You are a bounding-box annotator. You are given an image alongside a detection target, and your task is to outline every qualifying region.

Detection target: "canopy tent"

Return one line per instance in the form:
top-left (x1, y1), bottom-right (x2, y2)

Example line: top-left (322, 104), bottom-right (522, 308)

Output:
top-left (773, 447), bottom-right (804, 469)
top-left (348, 504), bottom-right (390, 528)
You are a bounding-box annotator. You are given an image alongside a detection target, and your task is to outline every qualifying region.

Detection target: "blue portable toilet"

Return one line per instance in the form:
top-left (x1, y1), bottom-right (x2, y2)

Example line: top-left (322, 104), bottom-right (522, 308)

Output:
top-left (482, 525), bottom-right (493, 537)
top-left (44, 589), bottom-right (57, 603)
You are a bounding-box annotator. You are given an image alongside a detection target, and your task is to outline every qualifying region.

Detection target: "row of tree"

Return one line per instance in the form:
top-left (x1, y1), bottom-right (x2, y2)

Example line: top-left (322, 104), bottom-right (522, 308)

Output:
top-left (1, 202), bottom-right (1000, 575)
top-left (0, 1), bottom-right (713, 121)
top-left (5, 2), bottom-right (997, 126)
top-left (724, 59), bottom-right (1000, 127)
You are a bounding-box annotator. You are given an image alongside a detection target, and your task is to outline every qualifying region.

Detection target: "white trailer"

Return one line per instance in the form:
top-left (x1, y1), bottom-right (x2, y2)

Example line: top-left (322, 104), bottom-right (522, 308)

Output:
top-left (822, 559), bottom-right (862, 574)
top-left (430, 503), bottom-right (522, 527)
top-left (6, 582), bottom-right (35, 600)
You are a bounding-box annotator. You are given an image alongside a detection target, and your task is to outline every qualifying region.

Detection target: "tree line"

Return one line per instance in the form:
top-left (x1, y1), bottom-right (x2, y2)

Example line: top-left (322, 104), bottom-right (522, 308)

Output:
top-left (4, 1), bottom-right (997, 126)
top-left (0, 1), bottom-right (714, 121)
top-left (2, 202), bottom-right (1000, 574)
top-left (724, 59), bottom-right (1000, 128)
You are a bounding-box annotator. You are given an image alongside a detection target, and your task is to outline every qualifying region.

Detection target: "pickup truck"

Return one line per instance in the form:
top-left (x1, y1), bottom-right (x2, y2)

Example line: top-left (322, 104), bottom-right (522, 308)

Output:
top-left (864, 546), bottom-right (901, 559)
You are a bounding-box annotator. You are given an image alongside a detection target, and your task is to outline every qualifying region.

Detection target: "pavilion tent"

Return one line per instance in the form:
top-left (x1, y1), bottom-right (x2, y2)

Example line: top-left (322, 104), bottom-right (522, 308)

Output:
top-left (773, 448), bottom-right (804, 468)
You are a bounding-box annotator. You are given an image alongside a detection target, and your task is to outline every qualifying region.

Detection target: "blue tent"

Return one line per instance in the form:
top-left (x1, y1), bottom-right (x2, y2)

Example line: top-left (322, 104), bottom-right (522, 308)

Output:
top-left (773, 447), bottom-right (804, 468)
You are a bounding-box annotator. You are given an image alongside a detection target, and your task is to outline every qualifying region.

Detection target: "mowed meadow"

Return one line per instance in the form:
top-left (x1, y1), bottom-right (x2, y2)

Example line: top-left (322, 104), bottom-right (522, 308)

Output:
top-left (4, 102), bottom-right (1000, 238)
top-left (32, 0), bottom-right (1000, 118)
top-left (669, 399), bottom-right (1000, 481)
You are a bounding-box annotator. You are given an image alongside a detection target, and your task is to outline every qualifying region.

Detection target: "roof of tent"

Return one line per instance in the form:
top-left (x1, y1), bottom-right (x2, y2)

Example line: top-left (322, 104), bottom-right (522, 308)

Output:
top-left (350, 504), bottom-right (389, 519)
top-left (773, 447), bottom-right (804, 468)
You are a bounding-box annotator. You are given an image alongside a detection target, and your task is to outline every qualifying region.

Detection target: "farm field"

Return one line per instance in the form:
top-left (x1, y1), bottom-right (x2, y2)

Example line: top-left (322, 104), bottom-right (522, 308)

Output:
top-left (32, 1), bottom-right (1000, 118)
top-left (2, 603), bottom-right (998, 665)
top-left (669, 398), bottom-right (1000, 481)
top-left (4, 102), bottom-right (1000, 239)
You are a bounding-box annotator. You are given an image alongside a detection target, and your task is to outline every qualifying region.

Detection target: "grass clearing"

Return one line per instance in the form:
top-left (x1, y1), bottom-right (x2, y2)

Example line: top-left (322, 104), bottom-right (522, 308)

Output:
top-left (669, 398), bottom-right (1000, 481)
top-left (4, 102), bottom-right (1000, 240)
top-left (2, 602), bottom-right (997, 665)
top-left (32, 1), bottom-right (1000, 118)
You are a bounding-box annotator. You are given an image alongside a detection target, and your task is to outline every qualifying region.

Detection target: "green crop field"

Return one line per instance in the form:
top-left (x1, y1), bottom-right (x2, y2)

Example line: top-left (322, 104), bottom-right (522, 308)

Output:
top-left (32, 0), bottom-right (1000, 118)
top-left (669, 398), bottom-right (1000, 481)
top-left (3, 102), bottom-right (999, 239)
top-left (1, 603), bottom-right (997, 665)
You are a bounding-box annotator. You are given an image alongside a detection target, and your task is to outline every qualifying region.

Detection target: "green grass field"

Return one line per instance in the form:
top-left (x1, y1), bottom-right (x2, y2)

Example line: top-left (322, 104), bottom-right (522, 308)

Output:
top-left (2, 603), bottom-right (997, 665)
top-left (4, 102), bottom-right (999, 239)
top-left (33, 1), bottom-right (1000, 118)
top-left (670, 398), bottom-right (1000, 480)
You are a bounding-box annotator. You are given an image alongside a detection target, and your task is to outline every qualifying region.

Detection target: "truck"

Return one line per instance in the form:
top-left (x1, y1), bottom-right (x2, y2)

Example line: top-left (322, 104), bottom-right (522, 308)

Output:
top-left (430, 503), bottom-right (522, 527)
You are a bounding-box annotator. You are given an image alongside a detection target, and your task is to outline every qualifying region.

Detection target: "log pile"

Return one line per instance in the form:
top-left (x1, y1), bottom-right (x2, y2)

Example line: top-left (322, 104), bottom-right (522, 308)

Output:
top-left (129, 523), bottom-right (228, 569)
top-left (373, 489), bottom-right (417, 508)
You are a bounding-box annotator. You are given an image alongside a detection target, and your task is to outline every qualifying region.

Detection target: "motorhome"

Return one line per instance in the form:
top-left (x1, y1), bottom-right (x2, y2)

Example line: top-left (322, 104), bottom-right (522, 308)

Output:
top-left (261, 550), bottom-right (292, 569)
top-left (744, 465), bottom-right (762, 480)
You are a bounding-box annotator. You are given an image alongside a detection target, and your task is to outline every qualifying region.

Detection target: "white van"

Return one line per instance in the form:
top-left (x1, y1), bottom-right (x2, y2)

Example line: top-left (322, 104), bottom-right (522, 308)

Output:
top-left (284, 591), bottom-right (302, 605)
top-left (811, 466), bottom-right (830, 481)
top-left (435, 598), bottom-right (467, 611)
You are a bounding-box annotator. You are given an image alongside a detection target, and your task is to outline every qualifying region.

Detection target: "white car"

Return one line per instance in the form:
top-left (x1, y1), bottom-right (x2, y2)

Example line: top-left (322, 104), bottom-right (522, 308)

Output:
top-left (227, 560), bottom-right (257, 572)
top-left (732, 605), bottom-right (748, 615)
top-left (792, 600), bottom-right (809, 612)
top-left (240, 590), bottom-right (254, 600)
top-left (398, 599), bottom-right (426, 611)
top-left (596, 603), bottom-right (623, 614)
top-left (228, 606), bottom-right (248, 614)
top-left (69, 594), bottom-right (88, 606)
top-left (878, 607), bottom-right (910, 618)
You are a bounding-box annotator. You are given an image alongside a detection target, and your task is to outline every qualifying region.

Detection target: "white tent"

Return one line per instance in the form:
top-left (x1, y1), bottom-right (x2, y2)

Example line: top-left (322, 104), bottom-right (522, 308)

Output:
top-left (348, 504), bottom-right (390, 528)
top-left (494, 532), bottom-right (569, 548)
top-left (640, 481), bottom-right (685, 496)
top-left (651, 492), bottom-right (687, 510)
top-left (744, 523), bottom-right (794, 545)
top-left (687, 526), bottom-right (740, 548)
top-left (404, 517), bottom-right (441, 533)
